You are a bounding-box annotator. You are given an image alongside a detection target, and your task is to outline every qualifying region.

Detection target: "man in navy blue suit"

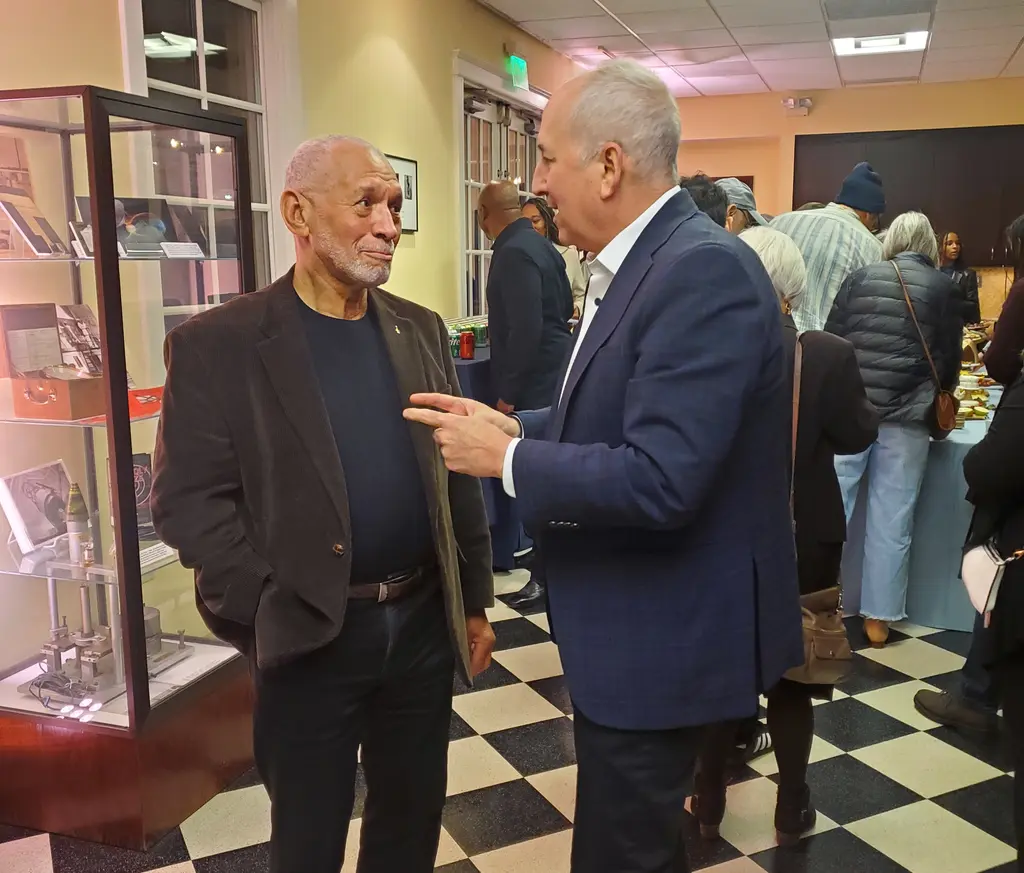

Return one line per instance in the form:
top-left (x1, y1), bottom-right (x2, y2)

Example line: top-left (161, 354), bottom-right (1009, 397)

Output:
top-left (406, 60), bottom-right (803, 873)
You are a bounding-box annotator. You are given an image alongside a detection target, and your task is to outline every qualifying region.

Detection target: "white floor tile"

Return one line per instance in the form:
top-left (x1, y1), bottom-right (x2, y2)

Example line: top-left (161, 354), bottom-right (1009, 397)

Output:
top-left (486, 601), bottom-right (521, 624)
top-left (471, 829), bottom-right (573, 873)
top-left (452, 683), bottom-right (565, 734)
top-left (857, 637), bottom-right (966, 680)
top-left (179, 783), bottom-right (271, 860)
top-left (891, 621), bottom-right (942, 638)
top-left (493, 570), bottom-right (531, 596)
top-left (527, 765), bottom-right (577, 822)
top-left (852, 732), bottom-right (1003, 797)
top-left (716, 776), bottom-right (838, 855)
top-left (526, 612), bottom-right (550, 633)
top-left (151, 865), bottom-right (197, 873)
top-left (341, 821), bottom-right (465, 870)
top-left (447, 736), bottom-right (521, 796)
top-left (493, 642), bottom-right (563, 682)
top-left (700, 860), bottom-right (768, 873)
top-left (749, 734), bottom-right (845, 777)
top-left (847, 800), bottom-right (1016, 873)
top-left (854, 679), bottom-right (951, 731)
top-left (0, 835), bottom-right (52, 873)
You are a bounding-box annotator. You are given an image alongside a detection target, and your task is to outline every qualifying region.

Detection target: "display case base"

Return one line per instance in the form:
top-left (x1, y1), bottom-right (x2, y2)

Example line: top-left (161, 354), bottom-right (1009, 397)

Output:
top-left (0, 656), bottom-right (253, 850)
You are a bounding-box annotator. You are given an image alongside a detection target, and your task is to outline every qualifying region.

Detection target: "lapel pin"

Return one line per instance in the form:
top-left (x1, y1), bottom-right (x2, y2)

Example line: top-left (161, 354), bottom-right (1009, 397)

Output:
top-left (395, 325), bottom-right (401, 335)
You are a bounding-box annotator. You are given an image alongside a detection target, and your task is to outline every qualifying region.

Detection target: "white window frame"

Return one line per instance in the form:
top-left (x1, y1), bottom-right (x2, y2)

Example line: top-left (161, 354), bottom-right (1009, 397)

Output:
top-left (454, 54), bottom-right (546, 318)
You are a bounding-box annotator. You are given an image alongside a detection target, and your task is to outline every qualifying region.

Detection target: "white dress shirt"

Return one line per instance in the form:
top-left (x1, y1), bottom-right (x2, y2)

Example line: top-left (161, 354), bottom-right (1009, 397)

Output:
top-left (501, 188), bottom-right (680, 498)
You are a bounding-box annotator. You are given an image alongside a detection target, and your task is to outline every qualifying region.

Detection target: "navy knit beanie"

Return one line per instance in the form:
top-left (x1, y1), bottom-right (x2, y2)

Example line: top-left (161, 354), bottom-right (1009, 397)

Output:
top-left (836, 162), bottom-right (886, 215)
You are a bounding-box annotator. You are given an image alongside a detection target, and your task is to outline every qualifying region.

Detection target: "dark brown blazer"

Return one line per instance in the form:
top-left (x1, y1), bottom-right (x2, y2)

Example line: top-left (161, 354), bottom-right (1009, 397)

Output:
top-left (150, 270), bottom-right (493, 681)
top-left (783, 316), bottom-right (879, 550)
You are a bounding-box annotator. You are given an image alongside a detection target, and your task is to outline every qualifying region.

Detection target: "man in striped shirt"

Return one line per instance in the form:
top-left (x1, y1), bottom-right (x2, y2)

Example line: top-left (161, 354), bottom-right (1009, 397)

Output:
top-left (771, 162), bottom-right (886, 332)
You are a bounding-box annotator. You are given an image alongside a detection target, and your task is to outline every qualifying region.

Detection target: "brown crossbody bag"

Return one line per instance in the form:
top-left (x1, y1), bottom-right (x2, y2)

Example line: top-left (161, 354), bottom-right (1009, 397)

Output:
top-left (783, 334), bottom-right (854, 686)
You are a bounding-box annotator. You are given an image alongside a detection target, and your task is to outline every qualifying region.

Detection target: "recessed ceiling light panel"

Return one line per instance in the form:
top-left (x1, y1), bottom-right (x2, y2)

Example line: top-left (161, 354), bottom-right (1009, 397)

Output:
top-left (832, 30), bottom-right (929, 56)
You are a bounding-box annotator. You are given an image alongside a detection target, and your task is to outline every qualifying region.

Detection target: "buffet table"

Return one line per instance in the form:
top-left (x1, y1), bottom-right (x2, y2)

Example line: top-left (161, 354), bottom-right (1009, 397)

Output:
top-left (840, 395), bottom-right (999, 632)
top-left (452, 347), bottom-right (526, 570)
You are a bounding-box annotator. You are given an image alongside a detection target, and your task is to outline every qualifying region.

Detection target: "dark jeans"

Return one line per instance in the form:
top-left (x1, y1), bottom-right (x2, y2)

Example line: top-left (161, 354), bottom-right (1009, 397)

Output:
top-left (960, 610), bottom-right (999, 714)
top-left (253, 583), bottom-right (455, 873)
top-left (572, 706), bottom-right (705, 873)
top-left (994, 652), bottom-right (1024, 871)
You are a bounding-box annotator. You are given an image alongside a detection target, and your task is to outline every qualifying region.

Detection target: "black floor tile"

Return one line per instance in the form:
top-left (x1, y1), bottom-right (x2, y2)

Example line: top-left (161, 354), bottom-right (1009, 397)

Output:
top-left (934, 775), bottom-right (1018, 847)
top-left (0, 824), bottom-right (39, 845)
top-left (492, 616), bottom-right (550, 651)
top-left (770, 755), bottom-right (921, 825)
top-left (982, 864), bottom-right (1018, 873)
top-left (454, 660), bottom-right (520, 696)
top-left (922, 630), bottom-right (974, 657)
top-left (751, 826), bottom-right (913, 872)
top-left (928, 724), bottom-right (1014, 772)
top-left (679, 812), bottom-right (743, 870)
top-left (193, 841), bottom-right (271, 873)
top-left (442, 780), bottom-right (571, 856)
top-left (843, 617), bottom-right (910, 652)
top-left (837, 654), bottom-right (915, 695)
top-left (922, 670), bottom-right (964, 696)
top-left (810, 697), bottom-right (917, 751)
top-left (528, 675), bottom-right (574, 715)
top-left (497, 591), bottom-right (548, 616)
top-left (485, 716), bottom-right (577, 776)
top-left (436, 862), bottom-right (480, 873)
top-left (450, 711), bottom-right (477, 741)
top-left (225, 766), bottom-right (263, 792)
top-left (51, 828), bottom-right (190, 873)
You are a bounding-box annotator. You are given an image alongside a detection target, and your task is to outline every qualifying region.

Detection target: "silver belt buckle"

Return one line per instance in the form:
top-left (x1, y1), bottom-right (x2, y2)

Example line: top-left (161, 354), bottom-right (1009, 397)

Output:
top-left (377, 582), bottom-right (389, 603)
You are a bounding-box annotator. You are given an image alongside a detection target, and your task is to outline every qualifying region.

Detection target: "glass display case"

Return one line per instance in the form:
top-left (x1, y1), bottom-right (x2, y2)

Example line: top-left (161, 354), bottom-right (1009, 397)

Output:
top-left (0, 86), bottom-right (256, 733)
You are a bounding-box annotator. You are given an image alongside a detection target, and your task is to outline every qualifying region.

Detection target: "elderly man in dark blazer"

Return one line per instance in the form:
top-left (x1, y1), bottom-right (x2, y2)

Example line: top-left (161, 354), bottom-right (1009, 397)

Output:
top-left (150, 136), bottom-right (494, 873)
top-left (406, 61), bottom-right (802, 873)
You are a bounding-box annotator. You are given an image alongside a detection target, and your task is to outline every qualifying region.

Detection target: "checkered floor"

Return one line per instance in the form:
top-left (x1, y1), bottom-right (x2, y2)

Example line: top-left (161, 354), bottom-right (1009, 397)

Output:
top-left (1, 570), bottom-right (1019, 873)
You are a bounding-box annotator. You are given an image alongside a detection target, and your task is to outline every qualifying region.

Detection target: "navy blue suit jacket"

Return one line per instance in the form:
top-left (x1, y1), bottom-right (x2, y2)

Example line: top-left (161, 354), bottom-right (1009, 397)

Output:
top-left (513, 190), bottom-right (803, 731)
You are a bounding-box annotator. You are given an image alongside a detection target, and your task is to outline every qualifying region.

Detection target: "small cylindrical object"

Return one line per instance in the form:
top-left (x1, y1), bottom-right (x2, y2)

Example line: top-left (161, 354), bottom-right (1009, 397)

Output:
top-left (48, 576), bottom-right (60, 634)
top-left (80, 585), bottom-right (93, 636)
top-left (67, 483), bottom-right (91, 566)
top-left (106, 582), bottom-right (124, 685)
top-left (459, 330), bottom-right (475, 360)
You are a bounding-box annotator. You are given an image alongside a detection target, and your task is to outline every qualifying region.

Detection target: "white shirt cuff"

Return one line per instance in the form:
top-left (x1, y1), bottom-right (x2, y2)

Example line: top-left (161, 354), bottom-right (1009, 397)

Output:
top-left (502, 437), bottom-right (521, 498)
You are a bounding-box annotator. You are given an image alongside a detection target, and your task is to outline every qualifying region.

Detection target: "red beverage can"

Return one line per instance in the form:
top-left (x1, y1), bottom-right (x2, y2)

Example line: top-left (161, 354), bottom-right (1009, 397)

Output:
top-left (459, 330), bottom-right (475, 359)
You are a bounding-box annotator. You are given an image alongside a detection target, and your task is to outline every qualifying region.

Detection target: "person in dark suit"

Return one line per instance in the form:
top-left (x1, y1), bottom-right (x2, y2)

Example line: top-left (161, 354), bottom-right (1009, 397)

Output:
top-left (150, 136), bottom-right (495, 873)
top-left (691, 226), bottom-right (879, 845)
top-left (478, 180), bottom-right (573, 414)
top-left (405, 60), bottom-right (803, 873)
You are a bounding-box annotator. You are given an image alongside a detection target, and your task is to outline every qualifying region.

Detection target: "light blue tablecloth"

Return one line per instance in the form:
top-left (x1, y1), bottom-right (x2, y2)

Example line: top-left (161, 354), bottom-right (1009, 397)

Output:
top-left (841, 401), bottom-right (998, 632)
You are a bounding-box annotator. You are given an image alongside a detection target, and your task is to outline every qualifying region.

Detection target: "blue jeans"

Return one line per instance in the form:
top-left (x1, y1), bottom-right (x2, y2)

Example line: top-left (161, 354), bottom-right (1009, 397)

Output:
top-left (836, 423), bottom-right (931, 622)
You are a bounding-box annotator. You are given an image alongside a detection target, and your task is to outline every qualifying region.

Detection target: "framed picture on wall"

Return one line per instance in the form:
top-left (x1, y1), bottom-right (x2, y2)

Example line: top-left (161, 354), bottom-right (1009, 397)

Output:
top-left (387, 155), bottom-right (418, 233)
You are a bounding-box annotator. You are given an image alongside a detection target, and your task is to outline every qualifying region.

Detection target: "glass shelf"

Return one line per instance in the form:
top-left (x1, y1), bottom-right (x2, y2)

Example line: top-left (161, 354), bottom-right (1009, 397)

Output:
top-left (0, 256), bottom-right (239, 264)
top-left (1, 542), bottom-right (179, 585)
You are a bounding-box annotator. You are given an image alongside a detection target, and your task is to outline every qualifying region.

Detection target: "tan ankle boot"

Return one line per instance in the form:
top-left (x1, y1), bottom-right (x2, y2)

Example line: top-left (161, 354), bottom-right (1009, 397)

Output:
top-left (864, 618), bottom-right (889, 648)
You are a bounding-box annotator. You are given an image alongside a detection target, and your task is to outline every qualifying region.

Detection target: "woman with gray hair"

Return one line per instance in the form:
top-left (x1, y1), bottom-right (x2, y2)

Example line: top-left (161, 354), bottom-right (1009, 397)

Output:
top-left (825, 212), bottom-right (963, 647)
top-left (692, 226), bottom-right (878, 846)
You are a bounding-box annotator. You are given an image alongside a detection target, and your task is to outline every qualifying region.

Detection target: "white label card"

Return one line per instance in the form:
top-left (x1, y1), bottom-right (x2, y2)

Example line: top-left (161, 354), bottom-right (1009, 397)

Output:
top-left (160, 242), bottom-right (205, 259)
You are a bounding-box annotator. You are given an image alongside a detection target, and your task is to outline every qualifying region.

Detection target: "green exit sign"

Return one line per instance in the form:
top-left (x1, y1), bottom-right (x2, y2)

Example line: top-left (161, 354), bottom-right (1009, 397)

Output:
top-left (506, 54), bottom-right (529, 90)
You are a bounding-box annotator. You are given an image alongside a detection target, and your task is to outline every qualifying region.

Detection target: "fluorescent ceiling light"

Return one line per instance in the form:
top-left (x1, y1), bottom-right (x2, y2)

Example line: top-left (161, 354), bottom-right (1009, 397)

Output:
top-left (832, 31), bottom-right (928, 56)
top-left (144, 32), bottom-right (227, 59)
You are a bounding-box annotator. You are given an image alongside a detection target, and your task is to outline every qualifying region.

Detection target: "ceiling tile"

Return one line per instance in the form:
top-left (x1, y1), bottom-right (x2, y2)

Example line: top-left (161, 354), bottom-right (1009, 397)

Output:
top-left (937, 0), bottom-right (1024, 9)
top-left (519, 15), bottom-right (626, 40)
top-left (617, 9), bottom-right (723, 32)
top-left (824, 0), bottom-right (933, 18)
top-left (1003, 46), bottom-right (1024, 75)
top-left (675, 59), bottom-right (760, 77)
top-left (743, 41), bottom-right (836, 61)
top-left (644, 29), bottom-right (738, 50)
top-left (652, 46), bottom-right (748, 65)
top-left (686, 74), bottom-right (770, 94)
top-left (480, 0), bottom-right (601, 21)
top-left (603, 0), bottom-right (711, 11)
top-left (921, 59), bottom-right (1007, 81)
top-left (761, 70), bottom-right (844, 90)
top-left (646, 66), bottom-right (703, 96)
top-left (711, 0), bottom-right (824, 28)
top-left (838, 50), bottom-right (925, 82)
top-left (929, 26), bottom-right (1024, 49)
top-left (547, 34), bottom-right (648, 53)
top-left (609, 50), bottom-right (668, 67)
top-left (753, 57), bottom-right (842, 78)
top-left (731, 22), bottom-right (830, 45)
top-left (926, 45), bottom-right (1017, 65)
top-left (933, 6), bottom-right (1024, 31)
top-left (828, 13), bottom-right (932, 39)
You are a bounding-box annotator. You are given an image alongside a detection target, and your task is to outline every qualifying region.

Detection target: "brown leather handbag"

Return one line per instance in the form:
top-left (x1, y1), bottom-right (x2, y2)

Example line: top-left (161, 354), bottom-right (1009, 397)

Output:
top-left (893, 260), bottom-right (958, 440)
top-left (783, 335), bottom-right (854, 686)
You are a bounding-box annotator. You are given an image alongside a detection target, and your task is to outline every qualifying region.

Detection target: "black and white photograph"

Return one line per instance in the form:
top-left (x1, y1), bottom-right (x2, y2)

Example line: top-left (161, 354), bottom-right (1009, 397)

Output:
top-left (55, 304), bottom-right (103, 378)
top-left (0, 460), bottom-right (71, 555)
top-left (387, 154), bottom-right (418, 232)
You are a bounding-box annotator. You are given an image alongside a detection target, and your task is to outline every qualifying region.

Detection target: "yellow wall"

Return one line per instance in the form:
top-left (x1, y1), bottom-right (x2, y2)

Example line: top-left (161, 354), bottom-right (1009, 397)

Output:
top-left (298, 0), bottom-right (577, 317)
top-left (676, 77), bottom-right (1024, 219)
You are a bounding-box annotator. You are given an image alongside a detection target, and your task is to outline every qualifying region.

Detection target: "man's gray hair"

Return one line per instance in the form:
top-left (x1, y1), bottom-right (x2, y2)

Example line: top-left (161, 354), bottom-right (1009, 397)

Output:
top-left (283, 135), bottom-right (385, 194)
top-left (882, 211), bottom-right (940, 263)
top-left (740, 226), bottom-right (807, 313)
top-left (568, 60), bottom-right (681, 184)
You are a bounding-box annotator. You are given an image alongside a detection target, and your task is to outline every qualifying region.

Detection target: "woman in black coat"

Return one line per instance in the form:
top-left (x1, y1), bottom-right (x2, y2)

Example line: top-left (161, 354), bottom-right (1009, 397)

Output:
top-left (962, 368), bottom-right (1024, 869)
top-left (826, 212), bottom-right (962, 647)
top-left (692, 227), bottom-right (879, 846)
top-left (940, 231), bottom-right (982, 326)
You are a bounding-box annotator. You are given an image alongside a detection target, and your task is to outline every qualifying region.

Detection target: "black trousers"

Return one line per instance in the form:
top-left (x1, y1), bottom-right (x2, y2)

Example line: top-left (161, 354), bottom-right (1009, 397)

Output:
top-left (572, 706), bottom-right (705, 873)
top-left (253, 583), bottom-right (455, 873)
top-left (994, 652), bottom-right (1024, 872)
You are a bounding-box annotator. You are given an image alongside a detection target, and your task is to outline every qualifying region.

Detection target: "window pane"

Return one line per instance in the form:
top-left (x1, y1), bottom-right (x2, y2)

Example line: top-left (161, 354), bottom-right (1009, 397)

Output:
top-left (202, 0), bottom-right (261, 104)
top-left (481, 121), bottom-right (492, 184)
top-left (253, 210), bottom-right (271, 288)
top-left (469, 116), bottom-right (480, 183)
top-left (208, 104), bottom-right (266, 203)
top-left (508, 131), bottom-right (519, 187)
top-left (142, 0), bottom-right (200, 90)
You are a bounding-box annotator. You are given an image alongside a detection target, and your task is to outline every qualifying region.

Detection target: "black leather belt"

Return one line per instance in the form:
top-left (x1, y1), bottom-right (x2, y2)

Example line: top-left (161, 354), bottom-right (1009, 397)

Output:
top-left (348, 567), bottom-right (432, 603)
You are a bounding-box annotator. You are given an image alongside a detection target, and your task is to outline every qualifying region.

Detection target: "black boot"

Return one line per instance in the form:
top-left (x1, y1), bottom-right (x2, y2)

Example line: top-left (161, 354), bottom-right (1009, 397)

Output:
top-left (775, 785), bottom-right (816, 847)
top-left (507, 577), bottom-right (545, 609)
